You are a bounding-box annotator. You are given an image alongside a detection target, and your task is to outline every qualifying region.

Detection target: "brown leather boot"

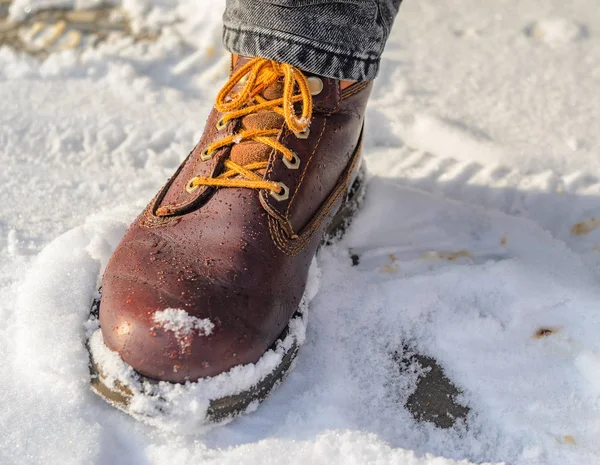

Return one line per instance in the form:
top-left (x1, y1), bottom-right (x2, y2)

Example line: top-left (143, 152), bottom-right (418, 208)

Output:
top-left (88, 56), bottom-right (372, 424)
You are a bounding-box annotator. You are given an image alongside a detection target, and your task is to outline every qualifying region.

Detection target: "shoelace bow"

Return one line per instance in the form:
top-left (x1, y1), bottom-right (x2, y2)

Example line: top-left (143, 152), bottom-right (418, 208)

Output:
top-left (186, 57), bottom-right (313, 196)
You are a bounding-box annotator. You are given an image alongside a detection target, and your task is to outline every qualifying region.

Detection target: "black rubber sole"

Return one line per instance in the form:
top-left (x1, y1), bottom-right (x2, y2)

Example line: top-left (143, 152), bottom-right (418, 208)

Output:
top-left (88, 162), bottom-right (367, 424)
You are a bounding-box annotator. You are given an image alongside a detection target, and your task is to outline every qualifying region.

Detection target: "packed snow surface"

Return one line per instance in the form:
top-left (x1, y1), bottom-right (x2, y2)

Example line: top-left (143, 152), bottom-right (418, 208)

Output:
top-left (2, 0), bottom-right (600, 464)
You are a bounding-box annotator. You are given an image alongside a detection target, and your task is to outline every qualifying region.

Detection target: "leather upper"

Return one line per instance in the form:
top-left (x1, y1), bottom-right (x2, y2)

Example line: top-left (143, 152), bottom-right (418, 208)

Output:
top-left (99, 59), bottom-right (372, 382)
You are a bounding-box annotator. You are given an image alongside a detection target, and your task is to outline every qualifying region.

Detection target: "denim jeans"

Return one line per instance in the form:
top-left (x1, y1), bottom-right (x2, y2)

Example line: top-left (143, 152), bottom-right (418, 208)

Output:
top-left (223, 0), bottom-right (403, 81)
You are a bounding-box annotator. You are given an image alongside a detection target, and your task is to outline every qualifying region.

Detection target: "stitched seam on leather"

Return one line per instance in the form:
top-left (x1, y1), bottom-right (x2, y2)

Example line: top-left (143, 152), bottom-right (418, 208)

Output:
top-left (298, 138), bottom-right (361, 240)
top-left (341, 81), bottom-right (369, 99)
top-left (314, 82), bottom-right (339, 113)
top-left (161, 183), bottom-right (208, 210)
top-left (269, 216), bottom-right (296, 255)
top-left (173, 145), bottom-right (205, 204)
top-left (269, 216), bottom-right (295, 255)
top-left (342, 85), bottom-right (365, 100)
top-left (141, 206), bottom-right (180, 228)
top-left (322, 82), bottom-right (342, 113)
top-left (272, 217), bottom-right (305, 256)
top-left (260, 126), bottom-right (299, 232)
top-left (269, 140), bottom-right (362, 255)
top-left (140, 184), bottom-right (176, 228)
top-left (264, 126), bottom-right (284, 183)
top-left (272, 173), bottom-right (347, 256)
top-left (261, 127), bottom-right (289, 221)
top-left (170, 114), bottom-right (234, 207)
top-left (261, 189), bottom-right (292, 226)
top-left (288, 170), bottom-right (350, 253)
top-left (292, 139), bottom-right (361, 247)
top-left (285, 118), bottom-right (328, 216)
top-left (141, 186), bottom-right (184, 228)
top-left (332, 85), bottom-right (342, 114)
top-left (171, 146), bottom-right (219, 206)
top-left (172, 155), bottom-right (195, 204)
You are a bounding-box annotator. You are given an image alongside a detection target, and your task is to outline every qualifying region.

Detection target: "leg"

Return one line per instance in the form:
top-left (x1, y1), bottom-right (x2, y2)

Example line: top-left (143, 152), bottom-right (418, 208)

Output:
top-left (90, 0), bottom-right (403, 427)
top-left (223, 0), bottom-right (403, 81)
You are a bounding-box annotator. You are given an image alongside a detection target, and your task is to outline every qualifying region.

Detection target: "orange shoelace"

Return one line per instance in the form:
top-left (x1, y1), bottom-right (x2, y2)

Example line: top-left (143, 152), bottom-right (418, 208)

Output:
top-left (186, 57), bottom-right (314, 198)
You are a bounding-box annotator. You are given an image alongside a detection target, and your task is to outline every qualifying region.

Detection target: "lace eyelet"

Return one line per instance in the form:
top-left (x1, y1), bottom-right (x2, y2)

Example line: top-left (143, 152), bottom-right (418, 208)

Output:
top-left (200, 148), bottom-right (215, 161)
top-left (270, 182), bottom-right (290, 202)
top-left (216, 118), bottom-right (229, 131)
top-left (186, 179), bottom-right (199, 194)
top-left (294, 128), bottom-right (310, 140)
top-left (307, 76), bottom-right (323, 96)
top-left (283, 152), bottom-right (300, 170)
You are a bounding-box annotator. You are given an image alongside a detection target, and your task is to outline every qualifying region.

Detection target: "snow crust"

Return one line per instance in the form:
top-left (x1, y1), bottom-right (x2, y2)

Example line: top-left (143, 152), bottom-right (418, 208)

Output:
top-left (152, 308), bottom-right (214, 337)
top-left (152, 308), bottom-right (214, 351)
top-left (2, 0), bottom-right (600, 464)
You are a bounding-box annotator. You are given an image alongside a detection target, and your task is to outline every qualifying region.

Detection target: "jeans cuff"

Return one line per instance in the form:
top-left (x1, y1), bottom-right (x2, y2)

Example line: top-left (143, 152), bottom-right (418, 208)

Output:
top-left (223, 25), bottom-right (380, 81)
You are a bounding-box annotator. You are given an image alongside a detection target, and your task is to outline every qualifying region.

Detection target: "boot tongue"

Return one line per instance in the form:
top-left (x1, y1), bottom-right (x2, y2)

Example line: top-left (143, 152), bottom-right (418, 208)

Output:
top-left (228, 80), bottom-right (285, 166)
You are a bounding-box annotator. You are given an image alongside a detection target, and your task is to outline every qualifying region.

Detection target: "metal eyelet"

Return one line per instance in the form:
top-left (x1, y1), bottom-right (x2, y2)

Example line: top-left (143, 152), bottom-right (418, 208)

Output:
top-left (186, 179), bottom-right (199, 194)
top-left (283, 152), bottom-right (300, 170)
top-left (270, 182), bottom-right (290, 202)
top-left (200, 148), bottom-right (215, 161)
top-left (307, 76), bottom-right (323, 96)
top-left (216, 118), bottom-right (229, 131)
top-left (294, 128), bottom-right (310, 140)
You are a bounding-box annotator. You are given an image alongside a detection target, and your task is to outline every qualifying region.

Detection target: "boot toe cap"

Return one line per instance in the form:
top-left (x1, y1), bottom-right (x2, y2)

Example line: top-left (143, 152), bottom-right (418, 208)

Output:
top-left (99, 274), bottom-right (274, 382)
top-left (97, 223), bottom-right (293, 383)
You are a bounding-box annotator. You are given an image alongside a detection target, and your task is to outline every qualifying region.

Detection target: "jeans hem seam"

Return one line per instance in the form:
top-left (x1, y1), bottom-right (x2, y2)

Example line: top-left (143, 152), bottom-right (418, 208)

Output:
top-left (223, 24), bottom-right (382, 65)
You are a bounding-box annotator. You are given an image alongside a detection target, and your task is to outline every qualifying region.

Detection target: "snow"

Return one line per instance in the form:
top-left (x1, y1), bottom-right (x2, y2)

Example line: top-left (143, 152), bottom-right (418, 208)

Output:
top-left (86, 259), bottom-right (318, 431)
top-left (153, 309), bottom-right (214, 339)
top-left (150, 307), bottom-right (214, 359)
top-left (2, 0), bottom-right (600, 464)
